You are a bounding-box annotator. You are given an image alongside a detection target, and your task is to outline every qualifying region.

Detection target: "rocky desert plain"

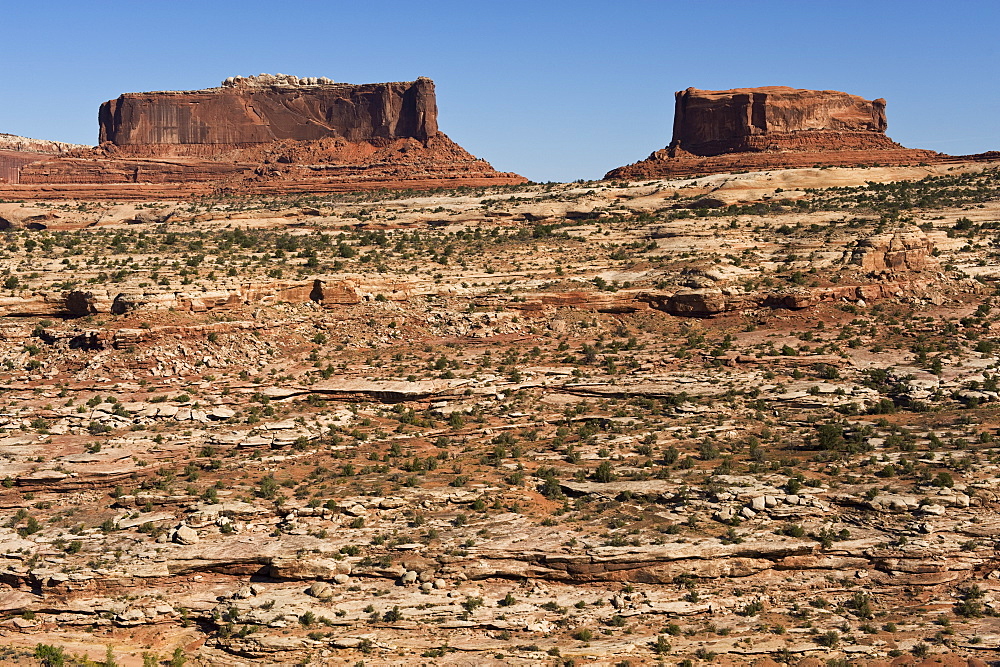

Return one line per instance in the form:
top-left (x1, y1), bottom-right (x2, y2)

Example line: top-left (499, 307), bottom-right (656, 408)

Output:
top-left (0, 78), bottom-right (998, 667)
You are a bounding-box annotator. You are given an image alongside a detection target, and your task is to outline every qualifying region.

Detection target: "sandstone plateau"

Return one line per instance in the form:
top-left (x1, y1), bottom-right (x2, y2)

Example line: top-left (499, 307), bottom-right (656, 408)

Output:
top-left (605, 86), bottom-right (990, 181)
top-left (0, 161), bottom-right (996, 664)
top-left (1, 75), bottom-right (524, 198)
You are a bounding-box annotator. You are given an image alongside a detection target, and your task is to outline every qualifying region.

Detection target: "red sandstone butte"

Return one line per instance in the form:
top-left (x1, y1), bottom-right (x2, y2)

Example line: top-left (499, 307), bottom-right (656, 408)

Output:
top-left (605, 86), bottom-right (950, 180)
top-left (4, 74), bottom-right (524, 198)
top-left (99, 75), bottom-right (439, 146)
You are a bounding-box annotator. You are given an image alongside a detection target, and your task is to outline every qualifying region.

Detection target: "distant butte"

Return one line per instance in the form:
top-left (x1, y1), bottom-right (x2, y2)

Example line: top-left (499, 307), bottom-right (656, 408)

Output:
top-left (3, 75), bottom-right (525, 198)
top-left (605, 86), bottom-right (993, 181)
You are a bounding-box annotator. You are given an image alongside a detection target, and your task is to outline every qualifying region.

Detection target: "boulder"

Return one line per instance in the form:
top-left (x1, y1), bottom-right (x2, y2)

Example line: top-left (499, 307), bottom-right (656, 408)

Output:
top-left (665, 289), bottom-right (727, 317)
top-left (714, 507), bottom-right (736, 522)
top-left (269, 556), bottom-right (351, 580)
top-left (172, 525), bottom-right (199, 545)
top-left (209, 407), bottom-right (236, 420)
top-left (343, 504), bottom-right (367, 517)
top-left (66, 290), bottom-right (109, 317)
top-left (111, 292), bottom-right (149, 315)
top-left (131, 210), bottom-right (171, 224)
top-left (308, 582), bottom-right (334, 600)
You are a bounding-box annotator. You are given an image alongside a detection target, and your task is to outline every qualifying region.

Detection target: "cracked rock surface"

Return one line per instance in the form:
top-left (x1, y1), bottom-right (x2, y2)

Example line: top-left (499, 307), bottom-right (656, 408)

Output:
top-left (0, 164), bottom-right (998, 664)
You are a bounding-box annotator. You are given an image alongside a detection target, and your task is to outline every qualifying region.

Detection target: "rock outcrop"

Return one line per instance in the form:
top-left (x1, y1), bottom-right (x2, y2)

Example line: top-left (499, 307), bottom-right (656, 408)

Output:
top-left (0, 278), bottom-right (364, 319)
top-left (0, 133), bottom-right (87, 184)
top-left (852, 226), bottom-right (937, 273)
top-left (606, 86), bottom-right (942, 180)
top-left (0, 133), bottom-right (85, 154)
top-left (10, 75), bottom-right (525, 197)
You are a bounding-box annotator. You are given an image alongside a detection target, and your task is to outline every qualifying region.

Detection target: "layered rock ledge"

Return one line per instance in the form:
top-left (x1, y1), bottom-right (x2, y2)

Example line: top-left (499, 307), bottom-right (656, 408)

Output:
top-left (0, 133), bottom-right (87, 184)
top-left (605, 86), bottom-right (966, 180)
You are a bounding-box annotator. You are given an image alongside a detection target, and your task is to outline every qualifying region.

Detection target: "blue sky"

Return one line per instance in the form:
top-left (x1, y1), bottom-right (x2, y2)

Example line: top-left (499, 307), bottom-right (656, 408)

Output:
top-left (3, 0), bottom-right (997, 182)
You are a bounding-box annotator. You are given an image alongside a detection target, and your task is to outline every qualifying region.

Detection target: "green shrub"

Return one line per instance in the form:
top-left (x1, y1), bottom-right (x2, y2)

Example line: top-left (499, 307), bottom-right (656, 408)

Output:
top-left (34, 644), bottom-right (65, 667)
top-left (592, 461), bottom-right (615, 483)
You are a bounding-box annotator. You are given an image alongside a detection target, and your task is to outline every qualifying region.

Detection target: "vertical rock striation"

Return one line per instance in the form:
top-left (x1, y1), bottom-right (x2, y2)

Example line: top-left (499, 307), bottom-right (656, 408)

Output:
top-left (669, 86), bottom-right (892, 156)
top-left (99, 77), bottom-right (439, 149)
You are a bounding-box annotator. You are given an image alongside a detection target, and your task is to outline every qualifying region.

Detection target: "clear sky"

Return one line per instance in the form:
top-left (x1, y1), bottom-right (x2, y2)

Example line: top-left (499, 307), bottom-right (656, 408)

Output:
top-left (2, 0), bottom-right (997, 182)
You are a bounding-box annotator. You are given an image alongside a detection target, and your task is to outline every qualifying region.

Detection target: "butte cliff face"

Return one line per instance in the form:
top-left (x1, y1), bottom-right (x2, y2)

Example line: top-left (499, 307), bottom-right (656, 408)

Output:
top-left (99, 75), bottom-right (438, 148)
top-left (13, 75), bottom-right (524, 197)
top-left (670, 86), bottom-right (891, 156)
top-left (606, 86), bottom-right (941, 180)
